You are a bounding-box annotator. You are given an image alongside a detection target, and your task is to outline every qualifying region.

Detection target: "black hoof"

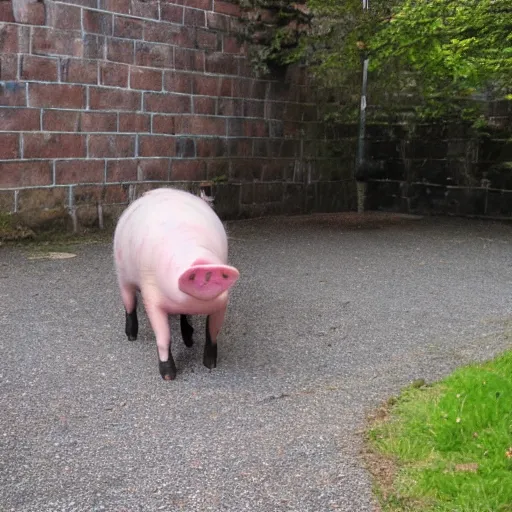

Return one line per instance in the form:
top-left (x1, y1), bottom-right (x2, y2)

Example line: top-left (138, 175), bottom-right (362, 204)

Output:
top-left (203, 315), bottom-right (217, 370)
top-left (159, 356), bottom-right (177, 381)
top-left (125, 308), bottom-right (138, 341)
top-left (203, 343), bottom-right (217, 369)
top-left (180, 315), bottom-right (194, 348)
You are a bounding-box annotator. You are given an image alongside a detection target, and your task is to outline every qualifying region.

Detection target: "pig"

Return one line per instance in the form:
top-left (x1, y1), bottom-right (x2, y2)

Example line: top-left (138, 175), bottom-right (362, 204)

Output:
top-left (113, 187), bottom-right (240, 380)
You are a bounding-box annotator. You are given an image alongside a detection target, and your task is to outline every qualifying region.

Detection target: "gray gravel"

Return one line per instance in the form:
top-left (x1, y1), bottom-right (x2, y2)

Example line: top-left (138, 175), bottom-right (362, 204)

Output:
top-left (1, 214), bottom-right (511, 512)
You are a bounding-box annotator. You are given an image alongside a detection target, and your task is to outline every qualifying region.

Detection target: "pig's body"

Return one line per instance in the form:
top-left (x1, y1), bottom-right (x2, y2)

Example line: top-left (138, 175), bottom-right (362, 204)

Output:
top-left (113, 187), bottom-right (239, 380)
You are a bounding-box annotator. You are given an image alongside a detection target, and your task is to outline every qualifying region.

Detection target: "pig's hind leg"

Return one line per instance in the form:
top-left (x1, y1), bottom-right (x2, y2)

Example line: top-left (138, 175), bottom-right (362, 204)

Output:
top-left (144, 300), bottom-right (177, 381)
top-left (121, 285), bottom-right (138, 341)
top-left (180, 315), bottom-right (194, 347)
top-left (204, 307), bottom-right (226, 370)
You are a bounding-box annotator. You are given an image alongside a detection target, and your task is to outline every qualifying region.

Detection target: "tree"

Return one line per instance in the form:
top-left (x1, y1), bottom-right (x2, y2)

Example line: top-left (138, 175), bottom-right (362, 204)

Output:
top-left (244, 0), bottom-right (512, 125)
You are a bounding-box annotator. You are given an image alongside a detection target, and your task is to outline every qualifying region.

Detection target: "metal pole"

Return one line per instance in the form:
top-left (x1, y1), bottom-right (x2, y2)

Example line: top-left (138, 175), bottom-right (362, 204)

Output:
top-left (356, 0), bottom-right (370, 212)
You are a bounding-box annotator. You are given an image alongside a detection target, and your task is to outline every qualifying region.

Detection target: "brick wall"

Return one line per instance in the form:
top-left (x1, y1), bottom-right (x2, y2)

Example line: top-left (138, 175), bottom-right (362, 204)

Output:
top-left (357, 103), bottom-right (512, 219)
top-left (0, 0), bottom-right (356, 231)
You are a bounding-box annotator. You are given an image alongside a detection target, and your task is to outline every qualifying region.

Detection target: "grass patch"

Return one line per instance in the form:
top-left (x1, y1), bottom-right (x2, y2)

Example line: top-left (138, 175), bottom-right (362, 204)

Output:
top-left (366, 350), bottom-right (512, 512)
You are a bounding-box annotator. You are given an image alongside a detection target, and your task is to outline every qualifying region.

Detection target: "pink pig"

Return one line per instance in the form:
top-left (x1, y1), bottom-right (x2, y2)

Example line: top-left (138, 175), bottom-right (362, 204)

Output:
top-left (113, 187), bottom-right (240, 380)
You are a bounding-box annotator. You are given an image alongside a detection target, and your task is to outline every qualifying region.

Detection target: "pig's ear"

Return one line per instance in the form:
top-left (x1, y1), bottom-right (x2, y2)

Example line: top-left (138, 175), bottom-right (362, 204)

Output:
top-left (178, 264), bottom-right (239, 301)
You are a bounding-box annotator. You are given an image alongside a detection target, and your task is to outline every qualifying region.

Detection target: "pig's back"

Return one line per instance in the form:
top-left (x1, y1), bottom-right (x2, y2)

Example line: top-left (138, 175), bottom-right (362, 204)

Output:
top-left (114, 188), bottom-right (228, 280)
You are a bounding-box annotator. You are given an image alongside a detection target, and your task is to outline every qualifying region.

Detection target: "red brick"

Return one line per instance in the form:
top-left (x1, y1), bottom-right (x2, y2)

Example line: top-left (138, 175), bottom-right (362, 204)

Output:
top-left (0, 160), bottom-right (52, 187)
top-left (0, 24), bottom-right (19, 53)
top-left (89, 87), bottom-right (141, 111)
top-left (119, 113), bottom-right (150, 132)
top-left (83, 9), bottom-right (113, 35)
top-left (214, 1), bottom-right (240, 16)
top-left (192, 74), bottom-right (219, 96)
top-left (184, 7), bottom-right (205, 27)
top-left (182, 0), bottom-right (212, 9)
top-left (13, 1), bottom-right (45, 24)
top-left (43, 109), bottom-right (80, 131)
top-left (144, 22), bottom-right (190, 46)
top-left (163, 71), bottom-right (193, 94)
top-left (223, 35), bottom-right (243, 54)
top-left (24, 133), bottom-right (86, 158)
top-left (244, 99), bottom-right (264, 118)
top-left (46, 2), bottom-right (81, 30)
top-left (193, 97), bottom-right (216, 115)
top-left (89, 134), bottom-right (136, 158)
top-left (219, 77), bottom-right (233, 96)
top-left (29, 83), bottom-right (85, 109)
top-left (0, 133), bottom-right (19, 158)
top-left (197, 138), bottom-right (228, 158)
top-left (196, 29), bottom-right (217, 50)
top-left (0, 82), bottom-right (26, 107)
top-left (0, 108), bottom-right (40, 131)
top-left (135, 42), bottom-right (173, 68)
top-left (114, 15), bottom-right (144, 39)
top-left (0, 55), bottom-right (18, 80)
top-left (176, 115), bottom-right (226, 136)
top-left (232, 77), bottom-right (266, 99)
top-left (99, 0), bottom-right (131, 14)
top-left (106, 159), bottom-right (138, 181)
top-left (20, 55), bottom-right (58, 81)
top-left (170, 159), bottom-right (206, 181)
top-left (206, 12), bottom-right (229, 31)
top-left (83, 34), bottom-right (105, 59)
top-left (144, 92), bottom-right (190, 113)
top-left (130, 0), bottom-right (158, 19)
top-left (0, 1), bottom-right (14, 22)
top-left (32, 27), bottom-right (83, 57)
top-left (60, 58), bottom-right (98, 84)
top-left (217, 97), bottom-right (242, 116)
top-left (152, 114), bottom-right (175, 134)
top-left (74, 184), bottom-right (129, 204)
top-left (107, 38), bottom-right (135, 64)
top-left (130, 67), bottom-right (162, 91)
top-left (137, 158), bottom-right (169, 180)
top-left (55, 159), bottom-right (105, 184)
top-left (81, 112), bottom-right (117, 132)
top-left (160, 3), bottom-right (183, 23)
top-left (63, 0), bottom-right (97, 7)
top-left (139, 135), bottom-right (175, 157)
top-left (228, 118), bottom-right (267, 137)
top-left (100, 61), bottom-right (129, 87)
top-left (205, 52), bottom-right (237, 75)
top-left (227, 138), bottom-right (252, 157)
top-left (175, 48), bottom-right (205, 72)
top-left (176, 136), bottom-right (195, 157)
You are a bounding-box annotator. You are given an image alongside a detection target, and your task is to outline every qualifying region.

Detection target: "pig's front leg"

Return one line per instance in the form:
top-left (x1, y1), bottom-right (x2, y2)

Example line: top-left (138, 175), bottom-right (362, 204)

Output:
top-left (204, 306), bottom-right (226, 370)
top-left (180, 315), bottom-right (194, 347)
top-left (144, 301), bottom-right (177, 381)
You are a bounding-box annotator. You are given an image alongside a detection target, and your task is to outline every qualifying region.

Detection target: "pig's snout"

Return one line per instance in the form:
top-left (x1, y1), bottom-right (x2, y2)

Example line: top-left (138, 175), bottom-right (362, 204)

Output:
top-left (178, 264), bottom-right (239, 301)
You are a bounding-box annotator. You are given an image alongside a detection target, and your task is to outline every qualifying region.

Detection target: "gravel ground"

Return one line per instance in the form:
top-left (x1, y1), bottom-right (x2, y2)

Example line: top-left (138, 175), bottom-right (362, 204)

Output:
top-left (1, 213), bottom-right (511, 512)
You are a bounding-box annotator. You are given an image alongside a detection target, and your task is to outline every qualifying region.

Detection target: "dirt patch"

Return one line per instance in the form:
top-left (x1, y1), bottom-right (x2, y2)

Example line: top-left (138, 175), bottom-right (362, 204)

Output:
top-left (361, 402), bottom-right (399, 512)
top-left (232, 211), bottom-right (425, 231)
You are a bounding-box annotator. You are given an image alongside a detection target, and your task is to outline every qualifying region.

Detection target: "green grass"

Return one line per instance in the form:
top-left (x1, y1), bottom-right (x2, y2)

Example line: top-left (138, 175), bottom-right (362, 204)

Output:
top-left (367, 350), bottom-right (512, 512)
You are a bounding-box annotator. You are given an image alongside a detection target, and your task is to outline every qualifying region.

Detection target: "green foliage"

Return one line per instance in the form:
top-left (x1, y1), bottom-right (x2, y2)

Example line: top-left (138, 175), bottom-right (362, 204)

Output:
top-left (368, 349), bottom-right (512, 511)
top-left (241, 0), bottom-right (512, 126)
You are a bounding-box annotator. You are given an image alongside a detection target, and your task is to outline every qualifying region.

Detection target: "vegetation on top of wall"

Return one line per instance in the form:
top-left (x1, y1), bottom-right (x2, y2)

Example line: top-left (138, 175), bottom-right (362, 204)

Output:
top-left (238, 0), bottom-right (512, 128)
top-left (237, 0), bottom-right (312, 76)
